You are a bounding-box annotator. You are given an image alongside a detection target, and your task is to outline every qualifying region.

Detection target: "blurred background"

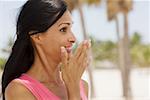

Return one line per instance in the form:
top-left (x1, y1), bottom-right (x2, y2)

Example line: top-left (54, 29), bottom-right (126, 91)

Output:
top-left (0, 0), bottom-right (149, 100)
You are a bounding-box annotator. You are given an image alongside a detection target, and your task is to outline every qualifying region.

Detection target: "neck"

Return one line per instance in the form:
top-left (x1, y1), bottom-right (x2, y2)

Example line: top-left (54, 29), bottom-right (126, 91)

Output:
top-left (26, 49), bottom-right (61, 84)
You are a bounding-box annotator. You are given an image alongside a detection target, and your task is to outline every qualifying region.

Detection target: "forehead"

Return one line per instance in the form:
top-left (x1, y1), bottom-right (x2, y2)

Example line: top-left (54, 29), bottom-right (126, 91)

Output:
top-left (55, 10), bottom-right (73, 25)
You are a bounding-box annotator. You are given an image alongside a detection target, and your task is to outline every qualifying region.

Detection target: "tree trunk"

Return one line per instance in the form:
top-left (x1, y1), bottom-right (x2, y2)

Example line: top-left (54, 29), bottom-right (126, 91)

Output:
top-left (77, 0), bottom-right (95, 97)
top-left (121, 12), bottom-right (132, 100)
top-left (77, 1), bottom-right (88, 39)
top-left (115, 16), bottom-right (120, 41)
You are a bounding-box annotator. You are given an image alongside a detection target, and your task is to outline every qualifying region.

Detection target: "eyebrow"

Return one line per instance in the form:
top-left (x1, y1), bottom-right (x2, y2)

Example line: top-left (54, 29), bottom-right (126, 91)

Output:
top-left (58, 21), bottom-right (74, 27)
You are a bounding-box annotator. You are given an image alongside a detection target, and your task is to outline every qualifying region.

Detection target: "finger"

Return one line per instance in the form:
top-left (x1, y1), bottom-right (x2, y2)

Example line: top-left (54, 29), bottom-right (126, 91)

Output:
top-left (74, 40), bottom-right (87, 59)
top-left (80, 56), bottom-right (91, 74)
top-left (79, 50), bottom-right (91, 73)
top-left (78, 57), bottom-right (88, 78)
top-left (55, 63), bottom-right (64, 84)
top-left (77, 43), bottom-right (90, 65)
top-left (85, 57), bottom-right (91, 67)
top-left (77, 45), bottom-right (87, 62)
top-left (79, 39), bottom-right (91, 63)
top-left (68, 50), bottom-right (73, 60)
top-left (60, 46), bottom-right (68, 66)
top-left (57, 62), bottom-right (63, 72)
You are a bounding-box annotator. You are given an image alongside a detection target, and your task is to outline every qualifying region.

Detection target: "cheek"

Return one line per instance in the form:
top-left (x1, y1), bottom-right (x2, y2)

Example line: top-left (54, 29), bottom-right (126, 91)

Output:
top-left (43, 38), bottom-right (64, 57)
top-left (41, 31), bottom-right (68, 58)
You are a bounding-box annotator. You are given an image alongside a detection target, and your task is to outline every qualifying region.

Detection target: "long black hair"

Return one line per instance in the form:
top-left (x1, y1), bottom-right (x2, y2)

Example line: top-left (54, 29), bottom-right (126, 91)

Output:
top-left (1, 0), bottom-right (67, 99)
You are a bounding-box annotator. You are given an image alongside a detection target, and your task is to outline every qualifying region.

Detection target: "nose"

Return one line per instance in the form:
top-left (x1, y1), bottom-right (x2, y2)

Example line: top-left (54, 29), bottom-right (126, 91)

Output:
top-left (68, 32), bottom-right (76, 44)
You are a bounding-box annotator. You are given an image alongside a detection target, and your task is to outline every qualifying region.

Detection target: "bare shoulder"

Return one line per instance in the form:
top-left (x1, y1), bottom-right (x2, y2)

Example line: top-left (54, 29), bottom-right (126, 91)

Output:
top-left (81, 79), bottom-right (89, 97)
top-left (5, 79), bottom-right (36, 100)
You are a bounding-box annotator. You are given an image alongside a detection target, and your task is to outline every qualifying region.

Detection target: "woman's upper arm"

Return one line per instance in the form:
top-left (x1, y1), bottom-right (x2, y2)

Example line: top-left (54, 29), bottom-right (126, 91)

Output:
top-left (5, 80), bottom-right (36, 100)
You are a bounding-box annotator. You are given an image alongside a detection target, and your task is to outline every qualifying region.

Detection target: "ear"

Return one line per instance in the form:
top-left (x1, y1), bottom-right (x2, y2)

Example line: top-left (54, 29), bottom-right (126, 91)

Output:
top-left (29, 32), bottom-right (43, 45)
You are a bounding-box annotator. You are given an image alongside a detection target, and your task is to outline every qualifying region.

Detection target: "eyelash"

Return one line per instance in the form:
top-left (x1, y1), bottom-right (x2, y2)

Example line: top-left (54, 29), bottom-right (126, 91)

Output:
top-left (60, 27), bottom-right (67, 32)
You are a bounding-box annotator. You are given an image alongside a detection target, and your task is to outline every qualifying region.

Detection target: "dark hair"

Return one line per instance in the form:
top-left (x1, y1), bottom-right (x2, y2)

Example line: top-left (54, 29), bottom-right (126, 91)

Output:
top-left (1, 0), bottom-right (67, 99)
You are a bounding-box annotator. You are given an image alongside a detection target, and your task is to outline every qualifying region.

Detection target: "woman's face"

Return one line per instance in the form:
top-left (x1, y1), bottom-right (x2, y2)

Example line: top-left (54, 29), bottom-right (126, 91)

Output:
top-left (37, 10), bottom-right (76, 63)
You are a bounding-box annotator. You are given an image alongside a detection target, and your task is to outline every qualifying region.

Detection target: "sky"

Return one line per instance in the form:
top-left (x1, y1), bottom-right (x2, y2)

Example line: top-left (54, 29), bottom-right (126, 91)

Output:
top-left (0, 0), bottom-right (149, 58)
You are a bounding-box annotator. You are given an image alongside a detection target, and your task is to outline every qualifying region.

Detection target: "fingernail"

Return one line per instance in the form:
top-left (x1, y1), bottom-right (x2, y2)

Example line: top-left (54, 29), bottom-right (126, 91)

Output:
top-left (61, 47), bottom-right (65, 53)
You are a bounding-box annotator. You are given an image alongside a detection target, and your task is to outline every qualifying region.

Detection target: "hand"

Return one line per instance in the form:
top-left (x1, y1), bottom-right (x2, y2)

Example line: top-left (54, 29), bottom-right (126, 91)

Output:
top-left (60, 40), bottom-right (91, 99)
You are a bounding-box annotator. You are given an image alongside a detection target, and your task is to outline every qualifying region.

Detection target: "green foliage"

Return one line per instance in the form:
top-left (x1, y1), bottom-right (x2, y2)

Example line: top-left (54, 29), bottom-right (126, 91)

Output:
top-left (130, 32), bottom-right (141, 46)
top-left (91, 36), bottom-right (117, 62)
top-left (90, 32), bottom-right (150, 68)
top-left (0, 58), bottom-right (6, 70)
top-left (2, 37), bottom-right (14, 53)
top-left (0, 37), bottom-right (13, 70)
top-left (131, 45), bottom-right (150, 67)
top-left (130, 32), bottom-right (150, 67)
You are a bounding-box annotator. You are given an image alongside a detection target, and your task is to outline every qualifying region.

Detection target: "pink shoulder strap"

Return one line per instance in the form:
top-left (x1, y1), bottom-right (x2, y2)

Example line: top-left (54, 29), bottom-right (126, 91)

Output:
top-left (17, 74), bottom-right (60, 100)
top-left (14, 78), bottom-right (41, 100)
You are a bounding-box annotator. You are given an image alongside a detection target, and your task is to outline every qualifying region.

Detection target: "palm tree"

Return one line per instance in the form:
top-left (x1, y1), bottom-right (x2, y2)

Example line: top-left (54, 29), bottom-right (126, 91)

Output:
top-left (107, 0), bottom-right (133, 99)
top-left (65, 0), bottom-right (101, 97)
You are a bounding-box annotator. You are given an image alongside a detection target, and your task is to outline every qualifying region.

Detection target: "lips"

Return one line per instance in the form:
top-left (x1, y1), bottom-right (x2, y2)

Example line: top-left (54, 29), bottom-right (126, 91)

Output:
top-left (65, 45), bottom-right (72, 53)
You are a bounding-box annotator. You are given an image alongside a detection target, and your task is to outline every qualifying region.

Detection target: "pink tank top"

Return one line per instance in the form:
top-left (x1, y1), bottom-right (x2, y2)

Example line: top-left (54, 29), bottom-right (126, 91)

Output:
top-left (15, 74), bottom-right (88, 100)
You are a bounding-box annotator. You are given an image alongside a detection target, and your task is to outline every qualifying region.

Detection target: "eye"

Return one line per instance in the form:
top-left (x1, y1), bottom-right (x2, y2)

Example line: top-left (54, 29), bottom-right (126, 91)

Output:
top-left (60, 27), bottom-right (67, 32)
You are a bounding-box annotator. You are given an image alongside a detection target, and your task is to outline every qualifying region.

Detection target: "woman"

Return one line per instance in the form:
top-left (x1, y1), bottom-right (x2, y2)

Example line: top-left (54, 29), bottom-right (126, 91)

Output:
top-left (1, 0), bottom-right (91, 100)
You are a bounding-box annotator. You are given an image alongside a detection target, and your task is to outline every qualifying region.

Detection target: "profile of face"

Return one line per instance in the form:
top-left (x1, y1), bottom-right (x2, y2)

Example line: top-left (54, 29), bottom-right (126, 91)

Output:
top-left (31, 10), bottom-right (76, 63)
